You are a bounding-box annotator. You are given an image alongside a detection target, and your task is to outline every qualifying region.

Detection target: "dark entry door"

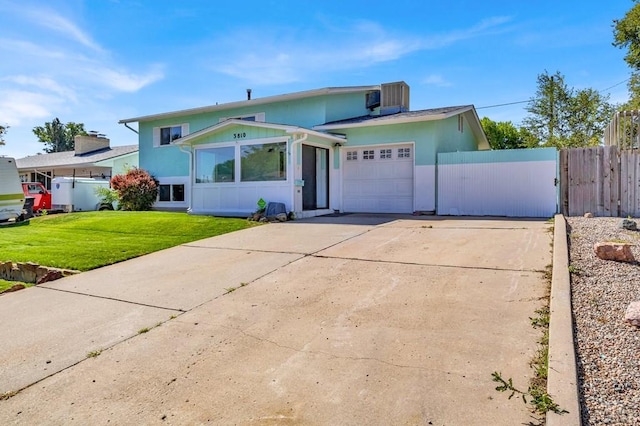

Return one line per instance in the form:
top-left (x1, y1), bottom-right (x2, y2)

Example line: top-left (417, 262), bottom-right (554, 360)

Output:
top-left (302, 145), bottom-right (329, 210)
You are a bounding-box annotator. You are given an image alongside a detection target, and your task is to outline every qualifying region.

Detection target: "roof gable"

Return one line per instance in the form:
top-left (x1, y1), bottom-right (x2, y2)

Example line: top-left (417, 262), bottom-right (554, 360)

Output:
top-left (175, 119), bottom-right (345, 145)
top-left (314, 105), bottom-right (490, 150)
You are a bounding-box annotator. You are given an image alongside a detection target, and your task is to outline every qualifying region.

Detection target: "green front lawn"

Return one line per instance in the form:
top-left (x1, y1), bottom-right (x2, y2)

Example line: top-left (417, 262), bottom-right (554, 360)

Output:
top-left (0, 211), bottom-right (256, 271)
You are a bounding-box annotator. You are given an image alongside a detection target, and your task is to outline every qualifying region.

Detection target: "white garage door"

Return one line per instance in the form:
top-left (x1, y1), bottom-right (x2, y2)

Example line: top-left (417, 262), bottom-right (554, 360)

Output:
top-left (342, 144), bottom-right (414, 213)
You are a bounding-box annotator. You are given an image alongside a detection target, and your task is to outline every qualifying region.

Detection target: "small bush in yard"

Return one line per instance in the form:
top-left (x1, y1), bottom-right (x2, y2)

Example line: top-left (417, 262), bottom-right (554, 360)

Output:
top-left (111, 168), bottom-right (158, 211)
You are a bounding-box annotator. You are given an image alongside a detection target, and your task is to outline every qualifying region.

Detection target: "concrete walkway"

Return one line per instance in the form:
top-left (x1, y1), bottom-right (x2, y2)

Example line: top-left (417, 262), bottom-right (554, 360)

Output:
top-left (0, 215), bottom-right (552, 425)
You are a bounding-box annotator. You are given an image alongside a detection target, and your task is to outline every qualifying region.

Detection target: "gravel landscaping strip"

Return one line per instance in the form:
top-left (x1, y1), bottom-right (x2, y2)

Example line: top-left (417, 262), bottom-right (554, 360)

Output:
top-left (567, 217), bottom-right (640, 426)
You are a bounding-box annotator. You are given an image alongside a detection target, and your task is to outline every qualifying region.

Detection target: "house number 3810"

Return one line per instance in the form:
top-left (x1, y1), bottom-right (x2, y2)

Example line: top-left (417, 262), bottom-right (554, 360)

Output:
top-left (233, 132), bottom-right (246, 139)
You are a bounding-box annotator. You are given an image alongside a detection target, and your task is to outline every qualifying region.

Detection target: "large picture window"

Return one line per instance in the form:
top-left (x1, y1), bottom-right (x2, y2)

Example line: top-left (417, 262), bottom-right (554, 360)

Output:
top-left (241, 142), bottom-right (286, 182)
top-left (196, 146), bottom-right (235, 183)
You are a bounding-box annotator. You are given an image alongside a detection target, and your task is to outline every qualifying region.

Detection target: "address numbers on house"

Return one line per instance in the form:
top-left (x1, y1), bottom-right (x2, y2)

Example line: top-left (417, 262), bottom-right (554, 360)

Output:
top-left (233, 132), bottom-right (247, 139)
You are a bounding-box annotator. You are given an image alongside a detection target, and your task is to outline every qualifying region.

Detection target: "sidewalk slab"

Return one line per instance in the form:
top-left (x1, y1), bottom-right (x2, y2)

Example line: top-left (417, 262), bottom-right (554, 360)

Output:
top-left (0, 286), bottom-right (179, 395)
top-left (41, 246), bottom-right (302, 311)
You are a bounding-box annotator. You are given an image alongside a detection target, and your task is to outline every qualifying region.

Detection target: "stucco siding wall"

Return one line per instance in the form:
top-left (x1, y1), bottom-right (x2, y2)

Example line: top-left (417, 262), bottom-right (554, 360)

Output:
top-left (324, 92), bottom-right (371, 123)
top-left (110, 153), bottom-right (138, 176)
top-left (434, 115), bottom-right (477, 154)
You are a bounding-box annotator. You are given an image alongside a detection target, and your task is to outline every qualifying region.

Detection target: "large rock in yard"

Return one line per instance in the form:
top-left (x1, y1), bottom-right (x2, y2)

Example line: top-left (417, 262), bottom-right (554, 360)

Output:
top-left (620, 219), bottom-right (638, 231)
top-left (593, 242), bottom-right (635, 262)
top-left (625, 301), bottom-right (640, 327)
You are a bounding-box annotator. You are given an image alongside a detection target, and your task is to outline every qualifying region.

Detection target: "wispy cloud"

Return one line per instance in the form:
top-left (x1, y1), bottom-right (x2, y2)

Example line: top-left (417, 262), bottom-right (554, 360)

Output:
top-left (23, 6), bottom-right (104, 53)
top-left (210, 16), bottom-right (513, 85)
top-left (86, 65), bottom-right (165, 93)
top-left (422, 74), bottom-right (453, 87)
top-left (0, 90), bottom-right (59, 126)
top-left (2, 75), bottom-right (78, 102)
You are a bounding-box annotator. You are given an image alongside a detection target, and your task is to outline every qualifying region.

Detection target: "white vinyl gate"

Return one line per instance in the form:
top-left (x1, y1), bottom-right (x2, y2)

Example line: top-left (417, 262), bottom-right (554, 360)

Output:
top-left (437, 148), bottom-right (558, 218)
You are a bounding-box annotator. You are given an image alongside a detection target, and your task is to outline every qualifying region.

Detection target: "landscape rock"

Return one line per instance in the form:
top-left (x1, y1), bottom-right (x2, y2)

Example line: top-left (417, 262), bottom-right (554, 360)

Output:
top-left (0, 261), bottom-right (76, 284)
top-left (584, 212), bottom-right (594, 218)
top-left (275, 213), bottom-right (287, 222)
top-left (620, 219), bottom-right (638, 231)
top-left (624, 301), bottom-right (640, 327)
top-left (36, 270), bottom-right (64, 285)
top-left (593, 242), bottom-right (635, 262)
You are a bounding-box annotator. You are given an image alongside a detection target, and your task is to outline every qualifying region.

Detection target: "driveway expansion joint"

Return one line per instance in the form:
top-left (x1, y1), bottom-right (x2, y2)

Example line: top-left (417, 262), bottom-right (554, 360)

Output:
top-left (34, 286), bottom-right (185, 312)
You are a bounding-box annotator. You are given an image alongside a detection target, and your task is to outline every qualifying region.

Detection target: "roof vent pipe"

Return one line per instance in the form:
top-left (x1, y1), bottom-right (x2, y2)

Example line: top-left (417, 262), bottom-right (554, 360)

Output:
top-left (247, 89), bottom-right (252, 100)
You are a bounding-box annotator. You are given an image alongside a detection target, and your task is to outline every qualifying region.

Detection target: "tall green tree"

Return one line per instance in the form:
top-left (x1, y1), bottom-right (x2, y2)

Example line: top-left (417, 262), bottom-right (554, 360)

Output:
top-left (480, 117), bottom-right (533, 150)
top-left (0, 125), bottom-right (7, 146)
top-left (613, 1), bottom-right (640, 109)
top-left (522, 71), bottom-right (614, 148)
top-left (32, 118), bottom-right (87, 153)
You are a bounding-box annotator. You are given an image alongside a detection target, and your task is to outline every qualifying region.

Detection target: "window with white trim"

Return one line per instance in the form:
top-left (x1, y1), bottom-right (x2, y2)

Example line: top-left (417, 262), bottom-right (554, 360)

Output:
top-left (158, 184), bottom-right (185, 202)
top-left (196, 146), bottom-right (235, 183)
top-left (398, 147), bottom-right (411, 158)
top-left (346, 151), bottom-right (358, 161)
top-left (380, 148), bottom-right (392, 159)
top-left (153, 123), bottom-right (189, 147)
top-left (240, 142), bottom-right (286, 182)
top-left (363, 150), bottom-right (375, 160)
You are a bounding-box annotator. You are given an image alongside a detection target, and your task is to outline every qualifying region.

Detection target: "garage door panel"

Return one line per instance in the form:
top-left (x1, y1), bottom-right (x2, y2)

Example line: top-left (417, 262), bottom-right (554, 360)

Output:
top-left (343, 144), bottom-right (414, 214)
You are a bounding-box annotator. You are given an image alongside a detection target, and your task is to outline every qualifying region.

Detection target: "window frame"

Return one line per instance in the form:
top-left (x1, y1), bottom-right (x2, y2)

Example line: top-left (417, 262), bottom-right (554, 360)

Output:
top-left (363, 149), bottom-right (375, 160)
top-left (193, 136), bottom-right (289, 185)
top-left (195, 145), bottom-right (236, 184)
top-left (153, 123), bottom-right (189, 148)
top-left (158, 184), bottom-right (185, 202)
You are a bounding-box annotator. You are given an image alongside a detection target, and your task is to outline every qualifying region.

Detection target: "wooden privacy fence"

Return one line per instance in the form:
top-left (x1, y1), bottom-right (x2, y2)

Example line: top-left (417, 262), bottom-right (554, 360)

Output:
top-left (560, 146), bottom-right (640, 217)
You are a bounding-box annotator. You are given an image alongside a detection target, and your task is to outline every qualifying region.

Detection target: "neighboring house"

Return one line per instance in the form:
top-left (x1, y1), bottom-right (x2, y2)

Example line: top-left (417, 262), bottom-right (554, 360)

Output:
top-left (119, 81), bottom-right (489, 217)
top-left (16, 134), bottom-right (138, 189)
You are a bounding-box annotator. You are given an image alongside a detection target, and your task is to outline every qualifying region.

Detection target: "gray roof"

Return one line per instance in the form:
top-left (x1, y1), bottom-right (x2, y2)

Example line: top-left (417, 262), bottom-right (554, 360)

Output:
top-left (15, 145), bottom-right (138, 169)
top-left (317, 105), bottom-right (473, 128)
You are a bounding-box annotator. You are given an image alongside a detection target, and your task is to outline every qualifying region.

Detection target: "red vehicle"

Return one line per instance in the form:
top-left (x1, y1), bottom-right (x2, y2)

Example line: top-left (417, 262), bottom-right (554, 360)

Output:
top-left (22, 182), bottom-right (52, 213)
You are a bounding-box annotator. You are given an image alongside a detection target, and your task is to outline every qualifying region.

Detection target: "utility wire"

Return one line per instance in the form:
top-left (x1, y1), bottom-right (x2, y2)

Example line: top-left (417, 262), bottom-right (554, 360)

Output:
top-left (476, 78), bottom-right (631, 111)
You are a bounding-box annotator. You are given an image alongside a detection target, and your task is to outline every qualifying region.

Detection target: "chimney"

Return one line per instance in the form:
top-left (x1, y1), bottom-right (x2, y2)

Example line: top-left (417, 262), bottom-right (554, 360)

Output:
top-left (247, 88), bottom-right (252, 100)
top-left (74, 133), bottom-right (110, 156)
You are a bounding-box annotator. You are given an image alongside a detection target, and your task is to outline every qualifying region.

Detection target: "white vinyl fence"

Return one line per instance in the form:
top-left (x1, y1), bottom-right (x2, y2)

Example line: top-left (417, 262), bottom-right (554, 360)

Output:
top-left (437, 148), bottom-right (558, 218)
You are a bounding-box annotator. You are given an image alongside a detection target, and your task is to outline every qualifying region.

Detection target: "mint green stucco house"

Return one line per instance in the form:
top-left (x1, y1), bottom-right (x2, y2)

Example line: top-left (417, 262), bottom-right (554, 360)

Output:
top-left (119, 81), bottom-right (489, 217)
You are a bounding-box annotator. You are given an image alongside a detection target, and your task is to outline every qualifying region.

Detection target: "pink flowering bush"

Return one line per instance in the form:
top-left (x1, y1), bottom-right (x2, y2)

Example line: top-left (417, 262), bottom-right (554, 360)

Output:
top-left (110, 168), bottom-right (158, 211)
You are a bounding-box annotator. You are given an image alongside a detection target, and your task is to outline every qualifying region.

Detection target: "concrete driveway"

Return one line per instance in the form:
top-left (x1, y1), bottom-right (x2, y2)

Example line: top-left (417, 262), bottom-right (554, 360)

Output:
top-left (0, 215), bottom-right (551, 425)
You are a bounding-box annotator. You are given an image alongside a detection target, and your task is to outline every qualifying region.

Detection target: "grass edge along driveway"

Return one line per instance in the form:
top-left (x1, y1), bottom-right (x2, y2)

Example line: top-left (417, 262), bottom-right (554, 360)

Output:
top-left (0, 211), bottom-right (257, 273)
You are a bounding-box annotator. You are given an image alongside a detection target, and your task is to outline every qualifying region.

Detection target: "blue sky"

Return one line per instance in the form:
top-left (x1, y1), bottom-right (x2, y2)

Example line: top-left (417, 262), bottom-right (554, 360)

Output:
top-left (0, 0), bottom-right (634, 158)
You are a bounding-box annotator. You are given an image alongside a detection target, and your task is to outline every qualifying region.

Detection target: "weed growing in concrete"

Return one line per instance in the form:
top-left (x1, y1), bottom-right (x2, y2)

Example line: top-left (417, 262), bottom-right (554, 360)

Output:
top-left (492, 372), bottom-right (567, 415)
top-left (87, 349), bottom-right (102, 358)
top-left (138, 327), bottom-right (150, 334)
top-left (492, 246), bottom-right (567, 416)
top-left (1, 390), bottom-right (18, 400)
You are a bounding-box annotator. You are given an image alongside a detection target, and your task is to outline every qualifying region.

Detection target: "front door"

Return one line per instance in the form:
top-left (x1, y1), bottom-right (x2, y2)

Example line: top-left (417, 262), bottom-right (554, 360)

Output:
top-left (302, 145), bottom-right (329, 210)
